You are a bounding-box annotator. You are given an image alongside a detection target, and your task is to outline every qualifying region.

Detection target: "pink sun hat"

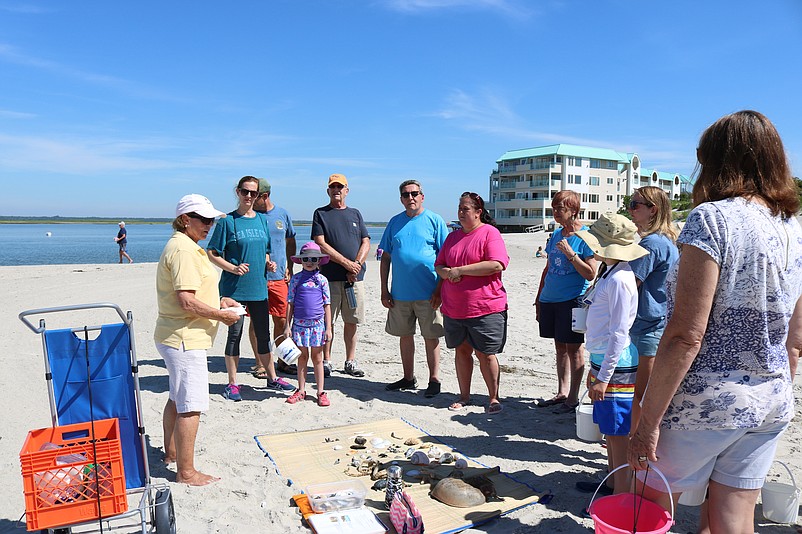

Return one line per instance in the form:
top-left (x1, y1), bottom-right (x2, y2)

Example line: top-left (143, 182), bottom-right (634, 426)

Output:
top-left (291, 241), bottom-right (330, 265)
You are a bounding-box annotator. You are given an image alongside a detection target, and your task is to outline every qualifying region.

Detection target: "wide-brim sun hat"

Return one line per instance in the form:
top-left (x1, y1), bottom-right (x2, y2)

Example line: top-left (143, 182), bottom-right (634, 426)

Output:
top-left (291, 241), bottom-right (330, 265)
top-left (175, 194), bottom-right (226, 219)
top-left (575, 212), bottom-right (648, 262)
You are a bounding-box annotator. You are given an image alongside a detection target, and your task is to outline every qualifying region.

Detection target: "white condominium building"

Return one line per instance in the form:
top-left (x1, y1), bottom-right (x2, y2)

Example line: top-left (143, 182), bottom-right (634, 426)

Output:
top-left (487, 144), bottom-right (690, 232)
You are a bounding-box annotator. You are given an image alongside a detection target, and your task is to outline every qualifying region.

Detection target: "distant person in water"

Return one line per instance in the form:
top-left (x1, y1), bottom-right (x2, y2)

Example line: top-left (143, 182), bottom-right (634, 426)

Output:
top-left (115, 221), bottom-right (133, 263)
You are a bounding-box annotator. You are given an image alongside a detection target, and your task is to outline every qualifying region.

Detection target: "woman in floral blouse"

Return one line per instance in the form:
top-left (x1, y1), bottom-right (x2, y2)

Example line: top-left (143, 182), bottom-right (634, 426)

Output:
top-left (628, 110), bottom-right (802, 533)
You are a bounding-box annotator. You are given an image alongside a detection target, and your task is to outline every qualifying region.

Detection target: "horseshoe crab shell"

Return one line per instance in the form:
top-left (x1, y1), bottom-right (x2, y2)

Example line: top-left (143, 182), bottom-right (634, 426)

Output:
top-left (430, 477), bottom-right (486, 508)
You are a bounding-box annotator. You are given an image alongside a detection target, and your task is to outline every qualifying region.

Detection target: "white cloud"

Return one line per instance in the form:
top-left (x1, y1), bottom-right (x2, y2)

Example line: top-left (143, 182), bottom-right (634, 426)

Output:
top-left (0, 108), bottom-right (36, 119)
top-left (381, 0), bottom-right (531, 17)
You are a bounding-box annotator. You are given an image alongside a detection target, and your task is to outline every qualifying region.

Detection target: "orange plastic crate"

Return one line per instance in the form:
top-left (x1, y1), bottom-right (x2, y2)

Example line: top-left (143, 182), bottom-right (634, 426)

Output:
top-left (20, 418), bottom-right (128, 531)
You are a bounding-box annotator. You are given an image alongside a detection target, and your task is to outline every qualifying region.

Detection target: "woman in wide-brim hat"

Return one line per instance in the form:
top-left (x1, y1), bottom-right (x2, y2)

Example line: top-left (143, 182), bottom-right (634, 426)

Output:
top-left (574, 213), bottom-right (648, 495)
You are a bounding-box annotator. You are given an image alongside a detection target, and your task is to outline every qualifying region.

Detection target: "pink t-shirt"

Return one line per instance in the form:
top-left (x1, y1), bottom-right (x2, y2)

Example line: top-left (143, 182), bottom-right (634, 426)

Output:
top-left (435, 224), bottom-right (509, 319)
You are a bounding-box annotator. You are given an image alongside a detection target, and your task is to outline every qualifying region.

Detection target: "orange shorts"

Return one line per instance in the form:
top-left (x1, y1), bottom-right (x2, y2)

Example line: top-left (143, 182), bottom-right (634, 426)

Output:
top-left (268, 279), bottom-right (289, 317)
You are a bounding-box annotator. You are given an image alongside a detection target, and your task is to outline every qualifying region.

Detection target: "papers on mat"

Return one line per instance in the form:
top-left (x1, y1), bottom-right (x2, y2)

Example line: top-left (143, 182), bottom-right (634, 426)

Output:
top-left (307, 506), bottom-right (387, 534)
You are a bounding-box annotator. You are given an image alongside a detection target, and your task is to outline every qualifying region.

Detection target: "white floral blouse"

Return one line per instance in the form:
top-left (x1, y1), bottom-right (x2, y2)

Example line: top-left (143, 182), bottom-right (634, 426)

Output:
top-left (662, 197), bottom-right (802, 430)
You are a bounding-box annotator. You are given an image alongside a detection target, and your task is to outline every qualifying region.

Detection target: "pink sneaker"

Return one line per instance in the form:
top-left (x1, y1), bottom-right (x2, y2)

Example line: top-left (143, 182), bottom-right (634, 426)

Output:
top-left (286, 389), bottom-right (305, 404)
top-left (317, 392), bottom-right (330, 407)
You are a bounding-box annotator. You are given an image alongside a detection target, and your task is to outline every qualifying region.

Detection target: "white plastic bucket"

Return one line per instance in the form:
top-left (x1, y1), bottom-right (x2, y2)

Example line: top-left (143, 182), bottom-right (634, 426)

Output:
top-left (571, 307), bottom-right (588, 333)
top-left (761, 461), bottom-right (800, 524)
top-left (576, 390), bottom-right (603, 442)
top-left (677, 484), bottom-right (707, 506)
top-left (270, 334), bottom-right (301, 365)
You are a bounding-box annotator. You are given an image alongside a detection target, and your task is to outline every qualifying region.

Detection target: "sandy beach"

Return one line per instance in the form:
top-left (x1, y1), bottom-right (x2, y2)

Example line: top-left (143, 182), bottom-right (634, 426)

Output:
top-left (1, 232), bottom-right (799, 533)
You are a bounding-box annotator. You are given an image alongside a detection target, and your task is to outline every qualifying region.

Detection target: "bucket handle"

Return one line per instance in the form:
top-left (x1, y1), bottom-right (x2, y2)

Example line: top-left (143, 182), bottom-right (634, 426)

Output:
top-left (577, 389), bottom-right (592, 409)
top-left (768, 461), bottom-right (799, 493)
top-left (273, 333), bottom-right (289, 344)
top-left (588, 464), bottom-right (675, 525)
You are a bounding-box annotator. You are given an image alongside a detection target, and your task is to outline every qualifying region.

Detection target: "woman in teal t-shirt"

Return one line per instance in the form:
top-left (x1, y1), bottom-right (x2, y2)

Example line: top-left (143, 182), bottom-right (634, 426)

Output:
top-left (207, 176), bottom-right (294, 400)
top-left (534, 190), bottom-right (598, 413)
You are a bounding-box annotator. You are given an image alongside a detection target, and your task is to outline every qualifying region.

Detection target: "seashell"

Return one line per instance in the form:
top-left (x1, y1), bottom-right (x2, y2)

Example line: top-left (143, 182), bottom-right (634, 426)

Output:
top-left (454, 458), bottom-right (468, 469)
top-left (354, 436), bottom-right (367, 445)
top-left (410, 451), bottom-right (430, 465)
top-left (404, 437), bottom-right (421, 446)
top-left (333, 445), bottom-right (343, 450)
top-left (371, 438), bottom-right (389, 449)
top-left (427, 446), bottom-right (442, 459)
top-left (405, 447), bottom-right (416, 459)
top-left (430, 477), bottom-right (486, 508)
top-left (372, 479), bottom-right (387, 491)
top-left (440, 452), bottom-right (455, 464)
top-left (406, 469), bottom-right (420, 477)
top-left (351, 457), bottom-right (362, 467)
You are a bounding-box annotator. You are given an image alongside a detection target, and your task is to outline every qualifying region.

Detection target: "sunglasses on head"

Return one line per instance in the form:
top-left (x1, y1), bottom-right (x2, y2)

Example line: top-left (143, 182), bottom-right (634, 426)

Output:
top-left (461, 191), bottom-right (484, 208)
top-left (401, 191), bottom-right (422, 199)
top-left (628, 200), bottom-right (653, 210)
top-left (238, 188), bottom-right (259, 198)
top-left (301, 256), bottom-right (319, 263)
top-left (186, 212), bottom-right (214, 225)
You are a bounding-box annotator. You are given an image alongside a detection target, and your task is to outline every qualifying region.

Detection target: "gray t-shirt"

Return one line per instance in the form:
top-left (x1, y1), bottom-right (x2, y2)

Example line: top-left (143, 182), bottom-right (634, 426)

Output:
top-left (311, 205), bottom-right (369, 282)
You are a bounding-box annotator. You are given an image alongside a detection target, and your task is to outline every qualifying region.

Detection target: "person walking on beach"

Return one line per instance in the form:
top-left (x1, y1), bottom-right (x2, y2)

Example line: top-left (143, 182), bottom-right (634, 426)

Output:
top-left (155, 194), bottom-right (240, 486)
top-left (249, 177), bottom-right (298, 379)
top-left (311, 173), bottom-right (370, 378)
top-left (284, 242), bottom-right (332, 406)
top-left (379, 180), bottom-right (448, 397)
top-left (207, 176), bottom-right (294, 401)
top-left (436, 192), bottom-right (509, 415)
top-left (115, 221), bottom-right (133, 263)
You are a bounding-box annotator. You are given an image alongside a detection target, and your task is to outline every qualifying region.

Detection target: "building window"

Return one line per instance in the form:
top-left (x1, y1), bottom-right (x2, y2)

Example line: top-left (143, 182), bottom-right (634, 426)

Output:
top-left (605, 161), bottom-right (617, 169)
top-left (590, 159), bottom-right (601, 169)
top-left (588, 194), bottom-right (599, 203)
top-left (606, 195), bottom-right (613, 202)
top-left (589, 176), bottom-right (600, 186)
top-left (581, 193), bottom-right (588, 202)
top-left (607, 177), bottom-right (614, 184)
top-left (587, 211), bottom-right (599, 219)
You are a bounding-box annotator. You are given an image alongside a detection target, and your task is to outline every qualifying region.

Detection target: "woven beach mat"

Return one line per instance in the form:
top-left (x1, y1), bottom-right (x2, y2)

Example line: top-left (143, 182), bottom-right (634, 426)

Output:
top-left (255, 418), bottom-right (541, 534)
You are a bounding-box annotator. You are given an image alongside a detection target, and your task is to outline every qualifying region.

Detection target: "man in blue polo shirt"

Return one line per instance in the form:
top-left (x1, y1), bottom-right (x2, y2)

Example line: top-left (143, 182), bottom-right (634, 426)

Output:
top-left (379, 180), bottom-right (448, 398)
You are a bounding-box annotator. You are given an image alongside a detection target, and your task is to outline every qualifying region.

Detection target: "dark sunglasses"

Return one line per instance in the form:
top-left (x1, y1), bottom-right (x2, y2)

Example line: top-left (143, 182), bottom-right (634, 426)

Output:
top-left (186, 212), bottom-right (214, 225)
top-left (328, 183), bottom-right (345, 190)
top-left (301, 256), bottom-right (319, 263)
top-left (238, 188), bottom-right (259, 198)
top-left (461, 191), bottom-right (484, 208)
top-left (401, 191), bottom-right (422, 199)
top-left (628, 200), bottom-right (653, 210)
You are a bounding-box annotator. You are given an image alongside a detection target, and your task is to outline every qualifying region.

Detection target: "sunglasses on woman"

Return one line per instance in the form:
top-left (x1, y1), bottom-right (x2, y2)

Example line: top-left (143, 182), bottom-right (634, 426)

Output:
top-left (628, 200), bottom-right (653, 210)
top-left (238, 188), bottom-right (259, 198)
top-left (302, 256), bottom-right (319, 263)
top-left (187, 212), bottom-right (215, 225)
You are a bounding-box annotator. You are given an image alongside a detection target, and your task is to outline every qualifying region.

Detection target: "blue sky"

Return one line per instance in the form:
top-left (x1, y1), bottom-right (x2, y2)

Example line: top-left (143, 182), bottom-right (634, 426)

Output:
top-left (1, 0), bottom-right (800, 223)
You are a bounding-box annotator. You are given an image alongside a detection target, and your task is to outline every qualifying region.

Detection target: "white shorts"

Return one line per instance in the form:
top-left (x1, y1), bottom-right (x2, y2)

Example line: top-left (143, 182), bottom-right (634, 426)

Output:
top-left (639, 419), bottom-right (789, 492)
top-left (156, 343), bottom-right (210, 414)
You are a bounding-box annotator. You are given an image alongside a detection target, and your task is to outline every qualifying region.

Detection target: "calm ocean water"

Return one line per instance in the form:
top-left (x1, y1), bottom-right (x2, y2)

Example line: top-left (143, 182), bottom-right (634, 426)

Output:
top-left (0, 224), bottom-right (387, 266)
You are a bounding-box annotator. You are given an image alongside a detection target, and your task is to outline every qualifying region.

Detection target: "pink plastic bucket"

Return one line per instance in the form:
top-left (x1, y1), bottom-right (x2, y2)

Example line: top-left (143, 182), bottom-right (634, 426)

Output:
top-left (588, 465), bottom-right (674, 534)
top-left (590, 494), bottom-right (672, 534)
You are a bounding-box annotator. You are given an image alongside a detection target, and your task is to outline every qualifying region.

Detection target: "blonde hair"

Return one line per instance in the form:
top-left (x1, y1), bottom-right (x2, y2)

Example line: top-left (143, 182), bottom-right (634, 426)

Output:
top-left (635, 186), bottom-right (679, 242)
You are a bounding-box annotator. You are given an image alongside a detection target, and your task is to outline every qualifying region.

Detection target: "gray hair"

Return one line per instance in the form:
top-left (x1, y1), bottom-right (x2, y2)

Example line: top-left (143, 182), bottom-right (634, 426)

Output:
top-left (399, 179), bottom-right (423, 194)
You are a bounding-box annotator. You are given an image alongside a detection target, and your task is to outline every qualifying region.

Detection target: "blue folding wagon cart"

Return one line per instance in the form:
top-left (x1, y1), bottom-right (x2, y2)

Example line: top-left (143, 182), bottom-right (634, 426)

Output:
top-left (19, 303), bottom-right (176, 534)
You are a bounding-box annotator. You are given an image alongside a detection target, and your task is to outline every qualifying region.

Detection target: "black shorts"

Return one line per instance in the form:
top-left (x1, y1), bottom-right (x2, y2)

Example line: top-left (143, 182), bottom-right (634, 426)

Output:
top-left (444, 311), bottom-right (507, 354)
top-left (538, 298), bottom-right (584, 344)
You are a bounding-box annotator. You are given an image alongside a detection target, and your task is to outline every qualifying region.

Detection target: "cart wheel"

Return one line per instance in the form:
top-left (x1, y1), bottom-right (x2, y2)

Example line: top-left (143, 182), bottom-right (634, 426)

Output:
top-left (153, 488), bottom-right (176, 534)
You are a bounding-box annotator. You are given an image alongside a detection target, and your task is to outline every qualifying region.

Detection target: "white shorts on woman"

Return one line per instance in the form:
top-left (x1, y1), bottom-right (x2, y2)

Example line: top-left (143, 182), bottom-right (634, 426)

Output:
top-left (156, 343), bottom-right (210, 413)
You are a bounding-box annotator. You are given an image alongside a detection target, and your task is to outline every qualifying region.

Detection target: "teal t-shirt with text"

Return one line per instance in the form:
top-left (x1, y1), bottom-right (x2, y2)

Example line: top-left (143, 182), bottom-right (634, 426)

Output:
top-left (207, 212), bottom-right (271, 301)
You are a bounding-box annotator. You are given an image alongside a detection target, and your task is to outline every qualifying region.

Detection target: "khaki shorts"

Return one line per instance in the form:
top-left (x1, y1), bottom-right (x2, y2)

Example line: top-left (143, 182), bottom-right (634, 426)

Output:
top-left (156, 343), bottom-right (209, 414)
top-left (329, 280), bottom-right (365, 324)
top-left (385, 300), bottom-right (444, 339)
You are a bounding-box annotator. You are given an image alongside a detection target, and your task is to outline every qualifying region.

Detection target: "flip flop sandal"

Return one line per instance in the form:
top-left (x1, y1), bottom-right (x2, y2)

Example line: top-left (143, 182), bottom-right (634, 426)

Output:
top-left (251, 368), bottom-right (269, 379)
top-left (448, 399), bottom-right (471, 412)
top-left (486, 402), bottom-right (503, 415)
top-left (536, 396), bottom-right (567, 407)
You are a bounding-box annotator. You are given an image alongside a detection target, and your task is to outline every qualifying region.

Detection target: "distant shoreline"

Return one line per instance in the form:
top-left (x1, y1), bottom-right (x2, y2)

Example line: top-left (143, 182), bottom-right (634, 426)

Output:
top-left (0, 217), bottom-right (387, 226)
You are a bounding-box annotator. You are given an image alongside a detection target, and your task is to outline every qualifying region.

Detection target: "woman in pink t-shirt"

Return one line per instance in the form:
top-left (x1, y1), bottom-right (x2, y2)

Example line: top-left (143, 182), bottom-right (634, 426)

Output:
top-left (435, 192), bottom-right (509, 415)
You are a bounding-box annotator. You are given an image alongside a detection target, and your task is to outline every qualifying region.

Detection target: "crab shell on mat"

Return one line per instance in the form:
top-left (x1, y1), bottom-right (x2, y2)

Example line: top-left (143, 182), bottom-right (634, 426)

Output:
top-left (404, 437), bottom-right (421, 446)
top-left (430, 477), bottom-right (486, 508)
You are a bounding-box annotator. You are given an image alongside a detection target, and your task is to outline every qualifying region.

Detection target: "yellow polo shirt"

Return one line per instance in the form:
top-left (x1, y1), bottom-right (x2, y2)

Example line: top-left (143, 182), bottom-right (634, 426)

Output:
top-left (155, 231), bottom-right (221, 350)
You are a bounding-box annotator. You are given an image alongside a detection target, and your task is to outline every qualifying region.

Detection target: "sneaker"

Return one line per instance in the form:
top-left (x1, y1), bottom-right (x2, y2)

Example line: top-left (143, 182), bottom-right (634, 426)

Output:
top-left (276, 359), bottom-right (298, 375)
top-left (424, 381), bottom-right (441, 398)
top-left (344, 360), bottom-right (365, 377)
top-left (224, 384), bottom-right (242, 402)
top-left (323, 361), bottom-right (332, 377)
top-left (286, 389), bottom-right (305, 404)
top-left (267, 377), bottom-right (295, 392)
top-left (386, 377), bottom-right (417, 391)
top-left (575, 480), bottom-right (613, 495)
top-left (317, 392), bottom-right (331, 407)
